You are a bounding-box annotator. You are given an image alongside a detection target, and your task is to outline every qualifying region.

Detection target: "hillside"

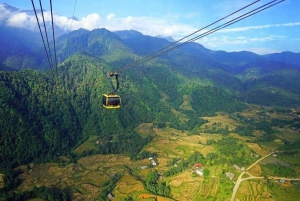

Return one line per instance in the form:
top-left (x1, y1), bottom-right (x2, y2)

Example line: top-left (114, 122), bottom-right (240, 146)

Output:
top-left (1, 25), bottom-right (300, 169)
top-left (0, 25), bottom-right (42, 70)
top-left (0, 50), bottom-right (251, 169)
top-left (1, 2), bottom-right (300, 200)
top-left (264, 51), bottom-right (300, 67)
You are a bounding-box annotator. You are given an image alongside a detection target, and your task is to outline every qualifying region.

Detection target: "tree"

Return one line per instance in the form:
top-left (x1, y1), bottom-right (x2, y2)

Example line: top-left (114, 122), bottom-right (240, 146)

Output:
top-left (203, 169), bottom-right (210, 177)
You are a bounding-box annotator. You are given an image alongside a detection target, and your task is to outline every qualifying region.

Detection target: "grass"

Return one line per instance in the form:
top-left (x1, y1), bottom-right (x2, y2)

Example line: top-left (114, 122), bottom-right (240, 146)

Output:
top-left (268, 181), bottom-right (300, 201)
top-left (246, 143), bottom-right (269, 156)
top-left (134, 123), bottom-right (156, 138)
top-left (12, 107), bottom-right (300, 200)
top-left (74, 135), bottom-right (99, 154)
top-left (277, 150), bottom-right (300, 167)
top-left (236, 179), bottom-right (272, 201)
top-left (201, 112), bottom-right (240, 131)
top-left (136, 194), bottom-right (174, 201)
top-left (248, 164), bottom-right (262, 176)
top-left (179, 95), bottom-right (193, 111)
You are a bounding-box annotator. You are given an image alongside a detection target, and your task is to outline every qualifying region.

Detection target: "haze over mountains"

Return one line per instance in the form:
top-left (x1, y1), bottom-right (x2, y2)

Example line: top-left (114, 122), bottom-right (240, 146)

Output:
top-left (1, 17), bottom-right (300, 101)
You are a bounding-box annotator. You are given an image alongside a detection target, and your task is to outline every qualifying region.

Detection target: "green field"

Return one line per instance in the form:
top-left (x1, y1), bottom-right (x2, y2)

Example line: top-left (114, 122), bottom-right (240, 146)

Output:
top-left (4, 108), bottom-right (300, 200)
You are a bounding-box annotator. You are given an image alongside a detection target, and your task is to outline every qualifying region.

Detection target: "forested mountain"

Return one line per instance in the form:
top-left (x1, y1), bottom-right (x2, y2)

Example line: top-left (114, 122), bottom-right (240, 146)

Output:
top-left (263, 51), bottom-right (300, 67)
top-left (0, 69), bottom-right (81, 168)
top-left (0, 51), bottom-right (247, 169)
top-left (54, 28), bottom-right (138, 66)
top-left (0, 25), bottom-right (42, 71)
top-left (1, 14), bottom-right (300, 169)
top-left (114, 30), bottom-right (172, 55)
top-left (235, 59), bottom-right (299, 75)
top-left (207, 50), bottom-right (261, 69)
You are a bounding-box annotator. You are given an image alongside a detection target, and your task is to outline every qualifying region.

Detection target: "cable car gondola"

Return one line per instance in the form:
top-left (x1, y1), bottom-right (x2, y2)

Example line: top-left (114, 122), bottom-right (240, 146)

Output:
top-left (102, 72), bottom-right (121, 109)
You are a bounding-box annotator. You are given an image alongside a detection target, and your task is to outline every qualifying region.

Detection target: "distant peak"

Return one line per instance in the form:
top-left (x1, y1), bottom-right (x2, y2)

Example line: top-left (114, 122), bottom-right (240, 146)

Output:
top-left (69, 16), bottom-right (79, 21)
top-left (156, 35), bottom-right (175, 42)
top-left (114, 30), bottom-right (143, 37)
top-left (1, 3), bottom-right (20, 12)
top-left (128, 30), bottom-right (143, 35)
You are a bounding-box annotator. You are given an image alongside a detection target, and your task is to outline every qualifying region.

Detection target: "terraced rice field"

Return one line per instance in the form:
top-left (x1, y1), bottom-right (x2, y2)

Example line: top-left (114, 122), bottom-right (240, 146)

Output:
top-left (236, 180), bottom-right (273, 201)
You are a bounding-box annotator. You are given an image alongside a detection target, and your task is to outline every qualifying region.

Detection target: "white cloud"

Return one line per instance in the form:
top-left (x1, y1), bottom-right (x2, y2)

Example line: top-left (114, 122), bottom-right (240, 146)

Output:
top-left (0, 2), bottom-right (298, 49)
top-left (102, 15), bottom-right (196, 38)
top-left (219, 22), bottom-right (300, 33)
top-left (235, 47), bottom-right (280, 55)
top-left (75, 13), bottom-right (101, 30)
top-left (0, 4), bottom-right (12, 21)
top-left (106, 13), bottom-right (115, 20)
top-left (0, 3), bottom-right (196, 38)
top-left (198, 35), bottom-right (286, 49)
top-left (7, 13), bottom-right (33, 28)
top-left (53, 15), bottom-right (73, 31)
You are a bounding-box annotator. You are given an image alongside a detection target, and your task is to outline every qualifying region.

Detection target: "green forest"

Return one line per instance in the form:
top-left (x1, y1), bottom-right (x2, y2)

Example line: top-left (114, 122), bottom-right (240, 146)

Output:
top-left (0, 52), bottom-right (253, 170)
top-left (1, 23), bottom-right (300, 200)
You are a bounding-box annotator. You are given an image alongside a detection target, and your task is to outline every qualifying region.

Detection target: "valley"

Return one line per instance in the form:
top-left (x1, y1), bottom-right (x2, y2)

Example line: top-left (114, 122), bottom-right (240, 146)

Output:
top-left (0, 3), bottom-right (300, 200)
top-left (4, 108), bottom-right (299, 201)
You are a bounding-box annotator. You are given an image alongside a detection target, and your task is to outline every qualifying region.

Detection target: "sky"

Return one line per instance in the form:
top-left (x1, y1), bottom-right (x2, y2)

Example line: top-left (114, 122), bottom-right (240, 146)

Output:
top-left (0, 0), bottom-right (299, 55)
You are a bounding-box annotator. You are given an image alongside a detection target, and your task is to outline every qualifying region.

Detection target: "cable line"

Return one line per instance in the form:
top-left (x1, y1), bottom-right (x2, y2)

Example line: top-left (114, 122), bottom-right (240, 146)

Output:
top-left (38, 0), bottom-right (54, 70)
top-left (31, 0), bottom-right (55, 79)
top-left (189, 0), bottom-right (285, 45)
top-left (134, 0), bottom-right (284, 67)
top-left (120, 0), bottom-right (261, 73)
top-left (119, 0), bottom-right (284, 73)
top-left (64, 0), bottom-right (78, 60)
top-left (50, 0), bottom-right (59, 79)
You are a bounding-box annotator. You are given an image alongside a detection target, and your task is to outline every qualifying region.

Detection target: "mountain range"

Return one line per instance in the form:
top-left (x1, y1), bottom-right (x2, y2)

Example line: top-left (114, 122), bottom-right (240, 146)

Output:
top-left (1, 3), bottom-right (300, 169)
top-left (1, 21), bottom-right (299, 104)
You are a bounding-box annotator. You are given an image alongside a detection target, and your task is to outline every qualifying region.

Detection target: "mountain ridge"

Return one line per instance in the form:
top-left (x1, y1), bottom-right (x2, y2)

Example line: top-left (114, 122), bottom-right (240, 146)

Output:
top-left (0, 24), bottom-right (299, 109)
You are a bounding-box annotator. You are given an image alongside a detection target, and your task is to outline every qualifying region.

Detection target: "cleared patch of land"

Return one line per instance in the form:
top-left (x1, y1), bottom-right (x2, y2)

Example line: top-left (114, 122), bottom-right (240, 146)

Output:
top-left (179, 95), bottom-right (193, 111)
top-left (74, 135), bottom-right (99, 154)
top-left (13, 108), bottom-right (300, 200)
top-left (248, 165), bottom-right (262, 177)
top-left (247, 143), bottom-right (269, 156)
top-left (201, 112), bottom-right (239, 131)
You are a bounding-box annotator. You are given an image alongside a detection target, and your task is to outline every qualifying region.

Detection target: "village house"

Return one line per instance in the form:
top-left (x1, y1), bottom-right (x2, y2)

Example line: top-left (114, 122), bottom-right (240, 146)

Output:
top-left (233, 164), bottom-right (241, 171)
top-left (193, 163), bottom-right (203, 168)
top-left (279, 179), bottom-right (286, 184)
top-left (149, 157), bottom-right (157, 166)
top-left (195, 168), bottom-right (204, 176)
top-left (107, 192), bottom-right (114, 200)
top-left (110, 172), bottom-right (116, 177)
top-left (192, 163), bottom-right (204, 176)
top-left (226, 172), bottom-right (234, 180)
top-left (139, 166), bottom-right (148, 169)
top-left (233, 164), bottom-right (244, 171)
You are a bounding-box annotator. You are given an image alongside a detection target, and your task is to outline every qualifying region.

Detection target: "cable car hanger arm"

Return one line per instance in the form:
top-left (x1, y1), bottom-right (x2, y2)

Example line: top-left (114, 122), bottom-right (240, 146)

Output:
top-left (108, 72), bottom-right (119, 94)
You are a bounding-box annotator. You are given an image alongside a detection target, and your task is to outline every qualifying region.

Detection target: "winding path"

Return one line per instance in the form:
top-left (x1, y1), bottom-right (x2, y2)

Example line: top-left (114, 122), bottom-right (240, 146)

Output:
top-left (230, 152), bottom-right (274, 201)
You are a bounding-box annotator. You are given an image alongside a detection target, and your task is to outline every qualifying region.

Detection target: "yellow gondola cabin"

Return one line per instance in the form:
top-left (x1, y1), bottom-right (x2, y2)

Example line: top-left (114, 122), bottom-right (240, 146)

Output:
top-left (102, 94), bottom-right (121, 109)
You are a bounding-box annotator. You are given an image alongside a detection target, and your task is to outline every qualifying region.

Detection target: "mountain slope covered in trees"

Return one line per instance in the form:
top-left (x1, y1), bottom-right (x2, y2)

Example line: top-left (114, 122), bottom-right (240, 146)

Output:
top-left (0, 24), bottom-right (300, 169)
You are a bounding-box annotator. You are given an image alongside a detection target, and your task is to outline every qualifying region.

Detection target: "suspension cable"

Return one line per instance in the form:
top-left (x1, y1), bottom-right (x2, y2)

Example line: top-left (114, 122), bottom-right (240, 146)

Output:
top-left (120, 0), bottom-right (261, 73)
top-left (150, 0), bottom-right (284, 60)
top-left (50, 0), bottom-right (59, 79)
top-left (119, 0), bottom-right (284, 73)
top-left (38, 0), bottom-right (54, 70)
top-left (64, 0), bottom-right (78, 58)
top-left (31, 0), bottom-right (55, 79)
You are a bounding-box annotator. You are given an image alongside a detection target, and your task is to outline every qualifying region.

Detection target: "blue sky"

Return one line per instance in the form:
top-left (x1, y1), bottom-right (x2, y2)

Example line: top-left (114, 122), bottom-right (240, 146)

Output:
top-left (1, 0), bottom-right (299, 54)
